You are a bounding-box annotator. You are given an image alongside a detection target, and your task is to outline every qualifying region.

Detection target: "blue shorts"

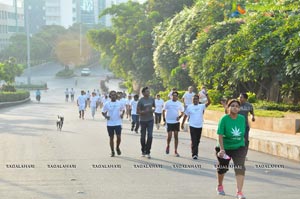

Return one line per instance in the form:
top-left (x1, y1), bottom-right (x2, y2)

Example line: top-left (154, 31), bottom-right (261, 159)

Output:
top-left (107, 125), bottom-right (122, 137)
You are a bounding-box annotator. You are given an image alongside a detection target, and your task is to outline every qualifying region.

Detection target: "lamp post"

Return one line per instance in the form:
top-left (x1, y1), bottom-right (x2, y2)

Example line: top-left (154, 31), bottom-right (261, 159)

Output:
top-left (25, 5), bottom-right (31, 85)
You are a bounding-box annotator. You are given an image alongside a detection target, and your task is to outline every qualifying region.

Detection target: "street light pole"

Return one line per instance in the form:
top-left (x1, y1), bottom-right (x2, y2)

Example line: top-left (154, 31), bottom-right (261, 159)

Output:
top-left (25, 5), bottom-right (31, 85)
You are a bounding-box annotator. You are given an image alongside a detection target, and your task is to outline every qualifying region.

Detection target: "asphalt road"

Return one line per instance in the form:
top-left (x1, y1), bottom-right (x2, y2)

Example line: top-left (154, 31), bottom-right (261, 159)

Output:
top-left (0, 63), bottom-right (299, 199)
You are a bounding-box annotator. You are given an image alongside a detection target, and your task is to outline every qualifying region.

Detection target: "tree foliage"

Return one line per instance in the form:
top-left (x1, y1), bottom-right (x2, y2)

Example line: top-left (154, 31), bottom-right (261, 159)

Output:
top-left (0, 58), bottom-right (23, 84)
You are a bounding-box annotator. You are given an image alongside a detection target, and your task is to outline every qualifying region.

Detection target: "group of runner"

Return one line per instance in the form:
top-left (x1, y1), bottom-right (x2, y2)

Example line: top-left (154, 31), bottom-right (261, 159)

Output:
top-left (74, 84), bottom-right (254, 199)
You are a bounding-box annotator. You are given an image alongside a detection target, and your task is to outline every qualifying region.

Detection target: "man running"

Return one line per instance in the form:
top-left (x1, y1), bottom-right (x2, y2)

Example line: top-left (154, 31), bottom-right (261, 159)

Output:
top-left (102, 90), bottom-right (125, 157)
top-left (181, 94), bottom-right (211, 159)
top-left (77, 90), bottom-right (87, 119)
top-left (163, 91), bottom-right (184, 157)
top-left (137, 87), bottom-right (155, 159)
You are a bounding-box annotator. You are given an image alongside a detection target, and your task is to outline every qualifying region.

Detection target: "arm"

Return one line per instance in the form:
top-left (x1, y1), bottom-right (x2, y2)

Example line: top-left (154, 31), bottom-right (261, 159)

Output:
top-left (250, 105), bottom-right (255, 122)
top-left (205, 94), bottom-right (211, 107)
top-left (181, 114), bottom-right (187, 130)
top-left (177, 111), bottom-right (184, 121)
top-left (217, 134), bottom-right (226, 158)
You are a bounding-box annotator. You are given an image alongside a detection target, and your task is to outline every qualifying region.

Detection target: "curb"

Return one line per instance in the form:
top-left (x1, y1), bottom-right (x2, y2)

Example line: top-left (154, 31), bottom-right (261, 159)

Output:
top-left (0, 98), bottom-right (31, 109)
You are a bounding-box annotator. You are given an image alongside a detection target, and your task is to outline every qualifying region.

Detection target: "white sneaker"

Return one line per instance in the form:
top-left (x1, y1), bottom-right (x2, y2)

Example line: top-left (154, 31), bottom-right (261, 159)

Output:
top-left (146, 154), bottom-right (151, 159)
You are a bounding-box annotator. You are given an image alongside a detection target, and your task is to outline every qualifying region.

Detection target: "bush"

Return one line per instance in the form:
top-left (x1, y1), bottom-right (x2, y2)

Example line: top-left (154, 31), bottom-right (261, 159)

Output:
top-left (15, 83), bottom-right (47, 90)
top-left (255, 101), bottom-right (300, 112)
top-left (247, 92), bottom-right (257, 103)
top-left (56, 69), bottom-right (75, 77)
top-left (1, 84), bottom-right (16, 92)
top-left (207, 90), bottom-right (223, 105)
top-left (0, 90), bottom-right (30, 102)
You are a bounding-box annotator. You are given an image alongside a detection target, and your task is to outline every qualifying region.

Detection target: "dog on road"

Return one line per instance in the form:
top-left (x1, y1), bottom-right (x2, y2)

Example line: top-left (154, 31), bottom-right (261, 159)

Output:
top-left (56, 115), bottom-right (64, 131)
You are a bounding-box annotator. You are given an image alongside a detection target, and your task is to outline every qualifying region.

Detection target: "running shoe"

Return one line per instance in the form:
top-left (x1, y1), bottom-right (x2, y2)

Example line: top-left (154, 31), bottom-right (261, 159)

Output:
top-left (216, 185), bottom-right (225, 195)
top-left (116, 148), bottom-right (121, 155)
top-left (236, 191), bottom-right (246, 199)
top-left (166, 146), bottom-right (170, 154)
top-left (141, 152), bottom-right (146, 157)
top-left (111, 151), bottom-right (115, 157)
top-left (175, 153), bottom-right (180, 157)
top-left (146, 154), bottom-right (151, 159)
top-left (192, 155), bottom-right (198, 160)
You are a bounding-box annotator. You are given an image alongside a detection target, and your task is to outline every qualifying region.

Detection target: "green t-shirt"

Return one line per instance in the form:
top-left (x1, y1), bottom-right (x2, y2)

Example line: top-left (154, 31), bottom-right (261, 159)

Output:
top-left (217, 114), bottom-right (246, 150)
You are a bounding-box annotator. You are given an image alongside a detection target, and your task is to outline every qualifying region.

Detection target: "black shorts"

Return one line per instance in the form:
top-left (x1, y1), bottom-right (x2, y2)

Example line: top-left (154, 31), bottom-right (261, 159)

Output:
top-left (166, 123), bottom-right (180, 132)
top-left (215, 146), bottom-right (246, 175)
top-left (107, 125), bottom-right (122, 137)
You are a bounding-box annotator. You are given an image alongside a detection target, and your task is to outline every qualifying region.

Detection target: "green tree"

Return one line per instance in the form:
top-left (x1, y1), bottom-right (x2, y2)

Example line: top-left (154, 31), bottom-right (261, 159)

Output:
top-left (0, 58), bottom-right (23, 84)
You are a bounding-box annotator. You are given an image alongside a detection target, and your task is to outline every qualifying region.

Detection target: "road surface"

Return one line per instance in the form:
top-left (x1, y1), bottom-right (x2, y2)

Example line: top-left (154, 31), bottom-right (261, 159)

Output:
top-left (1, 63), bottom-right (299, 199)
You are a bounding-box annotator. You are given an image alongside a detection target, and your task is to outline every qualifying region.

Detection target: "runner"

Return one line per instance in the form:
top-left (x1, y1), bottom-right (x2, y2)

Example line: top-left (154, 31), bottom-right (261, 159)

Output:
top-left (90, 92), bottom-right (99, 119)
top-left (162, 91), bottom-right (184, 157)
top-left (154, 94), bottom-right (164, 130)
top-left (137, 87), bottom-right (155, 159)
top-left (77, 90), bottom-right (87, 120)
top-left (215, 99), bottom-right (247, 199)
top-left (102, 90), bottom-right (125, 157)
top-left (65, 88), bottom-right (69, 102)
top-left (181, 94), bottom-right (211, 159)
top-left (70, 88), bottom-right (75, 102)
top-left (130, 94), bottom-right (139, 134)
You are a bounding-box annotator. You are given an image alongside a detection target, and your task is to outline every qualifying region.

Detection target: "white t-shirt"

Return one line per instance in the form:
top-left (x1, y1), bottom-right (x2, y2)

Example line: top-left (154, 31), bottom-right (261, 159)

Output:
top-left (163, 100), bottom-right (184, 124)
top-left (102, 101), bottom-right (125, 126)
top-left (168, 91), bottom-right (173, 100)
top-left (86, 92), bottom-right (91, 99)
top-left (182, 92), bottom-right (195, 106)
top-left (77, 95), bottom-right (86, 110)
top-left (65, 90), bottom-right (69, 95)
top-left (199, 89), bottom-right (207, 104)
top-left (154, 99), bottom-right (164, 113)
top-left (90, 96), bottom-right (99, 107)
top-left (185, 104), bottom-right (206, 128)
top-left (130, 100), bottom-right (138, 115)
top-left (70, 90), bottom-right (75, 95)
top-left (119, 98), bottom-right (127, 109)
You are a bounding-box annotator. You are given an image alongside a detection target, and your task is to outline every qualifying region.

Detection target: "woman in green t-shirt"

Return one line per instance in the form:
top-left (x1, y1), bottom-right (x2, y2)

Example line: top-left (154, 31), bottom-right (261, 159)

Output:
top-left (215, 99), bottom-right (247, 199)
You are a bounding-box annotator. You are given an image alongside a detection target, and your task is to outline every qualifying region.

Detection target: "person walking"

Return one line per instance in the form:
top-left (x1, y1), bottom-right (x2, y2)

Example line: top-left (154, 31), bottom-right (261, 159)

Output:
top-left (65, 88), bottom-right (69, 102)
top-left (162, 91), bottom-right (184, 157)
top-left (90, 92), bottom-right (99, 119)
top-left (181, 94), bottom-right (211, 159)
top-left (137, 87), bottom-right (155, 159)
top-left (35, 89), bottom-right (41, 103)
top-left (70, 88), bottom-right (75, 102)
top-left (182, 86), bottom-right (195, 110)
top-left (77, 90), bottom-right (87, 119)
top-left (199, 86), bottom-right (208, 104)
top-left (102, 90), bottom-right (125, 157)
top-left (239, 93), bottom-right (255, 157)
top-left (215, 99), bottom-right (247, 199)
top-left (154, 94), bottom-right (164, 130)
top-left (130, 94), bottom-right (140, 134)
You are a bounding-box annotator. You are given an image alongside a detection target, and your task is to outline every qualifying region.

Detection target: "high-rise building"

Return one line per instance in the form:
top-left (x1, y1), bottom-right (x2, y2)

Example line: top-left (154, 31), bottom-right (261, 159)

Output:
top-left (25, 0), bottom-right (46, 34)
top-left (44, 0), bottom-right (60, 26)
top-left (0, 2), bottom-right (24, 51)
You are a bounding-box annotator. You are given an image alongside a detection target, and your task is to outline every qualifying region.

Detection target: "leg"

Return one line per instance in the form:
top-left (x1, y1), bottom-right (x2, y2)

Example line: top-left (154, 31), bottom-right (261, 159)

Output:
top-left (140, 121), bottom-right (147, 154)
top-left (135, 115), bottom-right (140, 133)
top-left (244, 126), bottom-right (250, 156)
top-left (174, 131), bottom-right (179, 155)
top-left (107, 126), bottom-right (115, 157)
top-left (81, 110), bottom-right (85, 119)
top-left (190, 126), bottom-right (198, 156)
top-left (145, 120), bottom-right (154, 154)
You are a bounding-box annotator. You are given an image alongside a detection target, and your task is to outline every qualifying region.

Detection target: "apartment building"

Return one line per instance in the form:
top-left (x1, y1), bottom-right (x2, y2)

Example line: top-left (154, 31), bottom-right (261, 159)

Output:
top-left (0, 2), bottom-right (24, 51)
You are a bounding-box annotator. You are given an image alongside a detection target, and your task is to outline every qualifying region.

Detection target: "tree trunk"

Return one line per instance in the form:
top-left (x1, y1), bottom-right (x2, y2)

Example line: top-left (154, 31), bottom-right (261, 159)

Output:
top-left (268, 74), bottom-right (280, 103)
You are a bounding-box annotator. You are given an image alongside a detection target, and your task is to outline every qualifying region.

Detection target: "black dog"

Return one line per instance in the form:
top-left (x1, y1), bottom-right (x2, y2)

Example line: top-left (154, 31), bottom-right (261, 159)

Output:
top-left (56, 115), bottom-right (64, 131)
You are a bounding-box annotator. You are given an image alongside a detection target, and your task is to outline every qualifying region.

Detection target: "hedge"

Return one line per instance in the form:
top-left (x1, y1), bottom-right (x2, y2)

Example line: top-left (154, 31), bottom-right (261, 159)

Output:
top-left (0, 90), bottom-right (30, 103)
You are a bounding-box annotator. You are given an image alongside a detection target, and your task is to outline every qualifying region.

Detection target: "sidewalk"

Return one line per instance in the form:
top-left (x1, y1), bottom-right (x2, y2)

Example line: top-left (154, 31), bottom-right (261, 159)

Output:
top-left (201, 120), bottom-right (300, 162)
